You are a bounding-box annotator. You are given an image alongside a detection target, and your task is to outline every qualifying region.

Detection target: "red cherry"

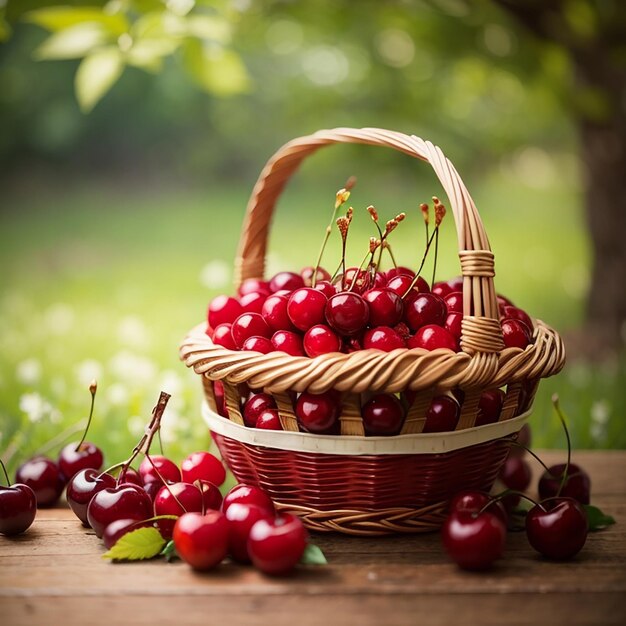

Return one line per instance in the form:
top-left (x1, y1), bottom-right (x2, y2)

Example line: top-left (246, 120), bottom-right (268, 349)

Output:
top-left (303, 324), bottom-right (341, 357)
top-left (232, 313), bottom-right (272, 348)
top-left (301, 266), bottom-right (331, 286)
top-left (139, 455), bottom-right (181, 485)
top-left (408, 325), bottom-right (458, 351)
top-left (225, 502), bottom-right (275, 563)
top-left (442, 510), bottom-right (506, 570)
top-left (256, 409), bottom-right (283, 430)
top-left (538, 463), bottom-right (591, 505)
top-left (449, 490), bottom-right (507, 526)
top-left (239, 291), bottom-right (267, 315)
top-left (526, 498), bottom-right (588, 560)
top-left (445, 312), bottom-right (462, 345)
top-left (0, 482), bottom-right (37, 536)
top-left (364, 288), bottom-right (404, 327)
top-left (66, 469), bottom-right (116, 526)
top-left (497, 293), bottom-right (514, 308)
top-left (213, 381), bottom-right (228, 417)
top-left (143, 480), bottom-right (163, 502)
top-left (423, 396), bottom-right (460, 433)
top-left (242, 335), bottom-right (273, 353)
top-left (154, 482), bottom-right (204, 539)
top-left (361, 394), bottom-right (405, 435)
top-left (405, 293), bottom-right (446, 331)
top-left (15, 456), bottom-right (65, 508)
top-left (325, 292), bottom-right (369, 336)
top-left (118, 466), bottom-right (143, 487)
top-left (501, 318), bottom-right (532, 349)
top-left (173, 511), bottom-right (229, 570)
top-left (314, 280), bottom-right (337, 298)
top-left (502, 305), bottom-right (533, 331)
top-left (385, 266), bottom-right (415, 280)
top-left (102, 518), bottom-right (154, 550)
top-left (247, 513), bottom-right (308, 576)
top-left (362, 326), bottom-right (405, 352)
top-left (475, 389), bottom-right (505, 426)
top-left (208, 295), bottom-right (242, 328)
top-left (269, 271), bottom-right (304, 293)
top-left (212, 323), bottom-right (237, 350)
top-left (243, 393), bottom-right (277, 427)
top-left (433, 277), bottom-right (463, 298)
top-left (342, 267), bottom-right (370, 293)
top-left (87, 483), bottom-right (153, 538)
top-left (295, 391), bottom-right (339, 433)
top-left (271, 330), bottom-right (305, 356)
top-left (443, 291), bottom-right (463, 314)
top-left (287, 288), bottom-right (328, 331)
top-left (386, 274), bottom-right (420, 300)
top-left (238, 278), bottom-right (271, 297)
top-left (180, 451), bottom-right (225, 486)
top-left (58, 442), bottom-right (103, 480)
top-left (222, 484), bottom-right (275, 515)
top-left (198, 480), bottom-right (223, 511)
top-left (262, 294), bottom-right (295, 332)
top-left (499, 456), bottom-right (532, 492)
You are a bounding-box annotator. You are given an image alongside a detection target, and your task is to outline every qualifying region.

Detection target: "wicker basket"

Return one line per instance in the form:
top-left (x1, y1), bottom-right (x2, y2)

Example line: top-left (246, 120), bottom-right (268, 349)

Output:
top-left (180, 127), bottom-right (565, 536)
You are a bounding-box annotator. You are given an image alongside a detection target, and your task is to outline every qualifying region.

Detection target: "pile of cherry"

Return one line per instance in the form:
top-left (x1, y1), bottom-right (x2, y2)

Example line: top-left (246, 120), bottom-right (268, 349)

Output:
top-left (0, 388), bottom-right (310, 575)
top-left (206, 270), bottom-right (533, 435)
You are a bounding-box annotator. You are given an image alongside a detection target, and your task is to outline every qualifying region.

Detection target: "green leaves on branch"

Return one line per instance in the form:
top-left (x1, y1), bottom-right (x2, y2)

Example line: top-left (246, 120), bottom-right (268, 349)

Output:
top-left (22, 2), bottom-right (249, 112)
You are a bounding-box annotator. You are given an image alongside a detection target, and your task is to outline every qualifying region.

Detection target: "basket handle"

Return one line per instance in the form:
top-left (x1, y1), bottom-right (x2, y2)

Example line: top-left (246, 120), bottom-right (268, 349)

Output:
top-left (235, 127), bottom-right (503, 355)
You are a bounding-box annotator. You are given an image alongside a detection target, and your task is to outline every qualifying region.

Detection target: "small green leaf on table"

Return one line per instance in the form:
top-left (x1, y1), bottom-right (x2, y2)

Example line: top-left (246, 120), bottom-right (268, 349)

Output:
top-left (160, 539), bottom-right (179, 563)
top-left (584, 505), bottom-right (616, 531)
top-left (103, 527), bottom-right (166, 562)
top-left (300, 543), bottom-right (328, 566)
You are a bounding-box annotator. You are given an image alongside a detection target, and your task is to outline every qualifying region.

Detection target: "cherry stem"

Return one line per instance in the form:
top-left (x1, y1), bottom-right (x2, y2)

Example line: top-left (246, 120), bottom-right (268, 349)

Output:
top-left (76, 380), bottom-right (97, 452)
top-left (385, 242), bottom-right (398, 269)
top-left (552, 394), bottom-right (571, 498)
top-left (157, 429), bottom-right (164, 456)
top-left (118, 391), bottom-right (170, 481)
top-left (511, 442), bottom-right (553, 475)
top-left (0, 458), bottom-right (10, 486)
top-left (99, 461), bottom-right (127, 479)
top-left (479, 489), bottom-right (545, 515)
top-left (348, 250), bottom-right (371, 291)
top-left (403, 226), bottom-right (439, 298)
top-left (143, 452), bottom-right (187, 512)
top-left (431, 228), bottom-right (439, 287)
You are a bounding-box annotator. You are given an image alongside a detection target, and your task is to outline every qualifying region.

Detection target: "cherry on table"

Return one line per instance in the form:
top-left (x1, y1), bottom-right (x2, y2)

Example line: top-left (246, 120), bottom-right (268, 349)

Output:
top-left (198, 480), bottom-right (223, 511)
top-left (173, 511), bottom-right (230, 571)
top-left (247, 513), bottom-right (308, 576)
top-left (0, 460), bottom-right (37, 536)
top-left (448, 490), bottom-right (507, 526)
top-left (295, 391), bottom-right (340, 433)
top-left (408, 325), bottom-right (458, 352)
top-left (363, 326), bottom-right (405, 352)
top-left (538, 463), bottom-right (591, 505)
top-left (87, 483), bottom-right (153, 538)
top-left (139, 455), bottom-right (181, 486)
top-left (222, 484), bottom-right (275, 515)
top-left (303, 324), bottom-right (341, 357)
top-left (271, 330), bottom-right (305, 356)
top-left (66, 468), bottom-right (116, 526)
top-left (58, 442), bottom-right (103, 481)
top-left (154, 482), bottom-right (204, 539)
top-left (442, 509), bottom-right (506, 570)
top-left (362, 394), bottom-right (405, 435)
top-left (225, 502), bottom-right (275, 563)
top-left (325, 292), bottom-right (369, 336)
top-left (526, 498), bottom-right (588, 560)
top-left (15, 456), bottom-right (65, 508)
top-left (181, 452), bottom-right (226, 487)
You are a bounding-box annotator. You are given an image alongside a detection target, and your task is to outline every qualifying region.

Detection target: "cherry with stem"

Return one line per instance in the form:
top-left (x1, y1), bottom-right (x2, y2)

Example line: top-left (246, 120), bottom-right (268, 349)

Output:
top-left (75, 380), bottom-right (97, 453)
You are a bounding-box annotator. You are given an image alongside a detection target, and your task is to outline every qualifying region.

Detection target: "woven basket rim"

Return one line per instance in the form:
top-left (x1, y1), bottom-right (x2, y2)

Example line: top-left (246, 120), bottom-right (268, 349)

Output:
top-left (202, 402), bottom-right (530, 455)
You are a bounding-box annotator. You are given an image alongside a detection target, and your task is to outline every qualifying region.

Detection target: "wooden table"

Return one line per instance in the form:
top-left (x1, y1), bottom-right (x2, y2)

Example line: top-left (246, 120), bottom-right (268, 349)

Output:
top-left (2, 451), bottom-right (625, 626)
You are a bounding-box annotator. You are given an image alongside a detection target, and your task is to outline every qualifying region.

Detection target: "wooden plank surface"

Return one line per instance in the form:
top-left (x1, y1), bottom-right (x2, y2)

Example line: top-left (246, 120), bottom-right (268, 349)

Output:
top-left (1, 451), bottom-right (625, 626)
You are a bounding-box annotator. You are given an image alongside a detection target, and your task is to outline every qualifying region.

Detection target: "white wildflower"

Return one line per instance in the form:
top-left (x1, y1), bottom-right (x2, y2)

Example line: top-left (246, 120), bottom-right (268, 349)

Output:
top-left (118, 316), bottom-right (151, 349)
top-left (19, 392), bottom-right (52, 423)
top-left (199, 259), bottom-right (231, 290)
top-left (107, 383), bottom-right (129, 407)
top-left (159, 370), bottom-right (184, 397)
top-left (45, 303), bottom-right (75, 335)
top-left (16, 358), bottom-right (42, 385)
top-left (109, 351), bottom-right (156, 385)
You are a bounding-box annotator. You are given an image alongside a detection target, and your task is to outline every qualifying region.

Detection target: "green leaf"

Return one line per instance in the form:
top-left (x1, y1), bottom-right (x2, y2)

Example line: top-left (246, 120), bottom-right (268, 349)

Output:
top-left (103, 527), bottom-right (166, 561)
top-left (584, 504), bottom-right (616, 531)
top-left (160, 539), bottom-right (179, 562)
top-left (185, 15), bottom-right (231, 42)
top-left (300, 543), bottom-right (327, 566)
top-left (34, 24), bottom-right (110, 60)
top-left (184, 41), bottom-right (250, 96)
top-left (24, 7), bottom-right (128, 36)
top-left (126, 38), bottom-right (181, 72)
top-left (75, 47), bottom-right (124, 113)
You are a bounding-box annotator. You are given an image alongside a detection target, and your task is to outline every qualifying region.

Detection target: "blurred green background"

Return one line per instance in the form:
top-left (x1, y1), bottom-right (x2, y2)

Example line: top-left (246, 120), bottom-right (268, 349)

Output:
top-left (1, 0), bottom-right (625, 473)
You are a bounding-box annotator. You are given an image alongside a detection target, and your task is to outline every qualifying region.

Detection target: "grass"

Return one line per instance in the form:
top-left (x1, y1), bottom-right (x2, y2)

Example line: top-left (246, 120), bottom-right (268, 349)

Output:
top-left (0, 168), bottom-right (624, 475)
